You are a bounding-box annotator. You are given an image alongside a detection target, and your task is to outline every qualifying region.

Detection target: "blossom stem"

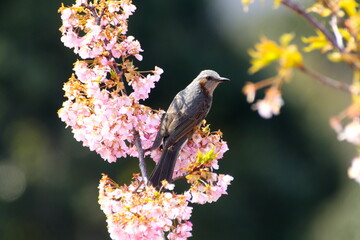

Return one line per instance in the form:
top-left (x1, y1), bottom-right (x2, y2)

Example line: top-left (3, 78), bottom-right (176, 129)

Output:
top-left (133, 130), bottom-right (148, 183)
top-left (297, 64), bottom-right (353, 94)
top-left (254, 77), bottom-right (276, 89)
top-left (113, 62), bottom-right (128, 95)
top-left (83, 3), bottom-right (101, 25)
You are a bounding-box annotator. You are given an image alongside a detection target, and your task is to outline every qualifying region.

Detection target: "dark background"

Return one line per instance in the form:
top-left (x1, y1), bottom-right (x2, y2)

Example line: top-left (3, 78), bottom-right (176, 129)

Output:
top-left (0, 0), bottom-right (359, 239)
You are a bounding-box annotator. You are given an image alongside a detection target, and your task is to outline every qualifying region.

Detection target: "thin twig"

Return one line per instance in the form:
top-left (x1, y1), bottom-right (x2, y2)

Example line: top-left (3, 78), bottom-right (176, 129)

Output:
top-left (112, 61), bottom-right (128, 95)
top-left (134, 130), bottom-right (149, 183)
top-left (280, 0), bottom-right (343, 52)
top-left (281, 1), bottom-right (360, 78)
top-left (83, 4), bottom-right (101, 25)
top-left (297, 64), bottom-right (353, 94)
top-left (330, 14), bottom-right (344, 49)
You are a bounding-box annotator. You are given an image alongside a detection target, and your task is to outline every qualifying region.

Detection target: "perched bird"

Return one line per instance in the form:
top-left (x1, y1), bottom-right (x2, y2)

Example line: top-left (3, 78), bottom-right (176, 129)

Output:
top-left (148, 70), bottom-right (230, 187)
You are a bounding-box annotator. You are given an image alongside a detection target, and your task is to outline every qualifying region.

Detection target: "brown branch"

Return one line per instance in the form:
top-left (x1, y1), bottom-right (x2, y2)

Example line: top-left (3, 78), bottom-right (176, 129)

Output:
top-left (297, 64), bottom-right (353, 94)
top-left (133, 130), bottom-right (149, 183)
top-left (280, 0), bottom-right (343, 52)
top-left (83, 4), bottom-right (101, 25)
top-left (281, 1), bottom-right (360, 78)
top-left (112, 62), bottom-right (128, 95)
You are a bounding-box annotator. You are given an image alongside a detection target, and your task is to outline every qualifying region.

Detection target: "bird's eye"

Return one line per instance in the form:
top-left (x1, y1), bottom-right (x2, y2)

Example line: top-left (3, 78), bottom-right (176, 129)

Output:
top-left (206, 76), bottom-right (212, 80)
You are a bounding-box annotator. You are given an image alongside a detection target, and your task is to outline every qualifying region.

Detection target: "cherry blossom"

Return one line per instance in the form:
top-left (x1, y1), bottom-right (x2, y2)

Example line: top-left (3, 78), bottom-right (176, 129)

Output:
top-left (338, 118), bottom-right (360, 145)
top-left (59, 1), bottom-right (233, 239)
top-left (252, 87), bottom-right (284, 119)
top-left (348, 156), bottom-right (360, 184)
top-left (98, 175), bottom-right (193, 240)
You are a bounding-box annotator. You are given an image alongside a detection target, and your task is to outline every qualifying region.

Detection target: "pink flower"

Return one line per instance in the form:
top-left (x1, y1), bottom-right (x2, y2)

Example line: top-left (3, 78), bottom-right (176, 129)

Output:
top-left (121, 2), bottom-right (136, 17)
top-left (170, 124), bottom-right (229, 180)
top-left (59, 0), bottom-right (138, 59)
top-left (60, 31), bottom-right (81, 49)
top-left (168, 222), bottom-right (193, 240)
top-left (60, 8), bottom-right (79, 28)
top-left (154, 66), bottom-right (164, 75)
top-left (59, 82), bottom-right (164, 162)
top-left (129, 67), bottom-right (163, 101)
top-left (348, 156), bottom-right (360, 184)
top-left (118, 36), bottom-right (143, 59)
top-left (61, 8), bottom-right (74, 21)
top-left (108, 2), bottom-right (120, 13)
top-left (252, 87), bottom-right (284, 119)
top-left (73, 60), bottom-right (101, 82)
top-left (338, 118), bottom-right (360, 145)
top-left (99, 175), bottom-right (193, 240)
top-left (74, 0), bottom-right (87, 6)
top-left (185, 173), bottom-right (233, 204)
top-left (243, 82), bottom-right (257, 103)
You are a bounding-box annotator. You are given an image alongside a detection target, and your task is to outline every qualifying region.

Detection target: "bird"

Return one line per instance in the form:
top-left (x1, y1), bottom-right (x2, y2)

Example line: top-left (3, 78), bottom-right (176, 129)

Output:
top-left (148, 70), bottom-right (230, 187)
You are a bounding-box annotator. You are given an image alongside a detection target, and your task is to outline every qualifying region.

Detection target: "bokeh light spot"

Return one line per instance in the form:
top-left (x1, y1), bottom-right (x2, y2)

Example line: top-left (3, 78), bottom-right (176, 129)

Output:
top-left (0, 163), bottom-right (26, 202)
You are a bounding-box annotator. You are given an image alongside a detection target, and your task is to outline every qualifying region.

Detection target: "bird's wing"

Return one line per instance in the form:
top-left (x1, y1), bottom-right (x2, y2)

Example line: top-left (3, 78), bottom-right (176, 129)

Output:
top-left (164, 100), bottom-right (209, 148)
top-left (147, 92), bottom-right (186, 151)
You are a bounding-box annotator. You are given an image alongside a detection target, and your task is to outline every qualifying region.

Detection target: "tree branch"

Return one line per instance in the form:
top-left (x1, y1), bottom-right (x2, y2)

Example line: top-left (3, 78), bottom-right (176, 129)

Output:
top-left (83, 3), bottom-right (101, 25)
top-left (297, 64), bottom-right (353, 94)
top-left (281, 1), bottom-right (360, 77)
top-left (280, 0), bottom-right (343, 52)
top-left (134, 130), bottom-right (149, 183)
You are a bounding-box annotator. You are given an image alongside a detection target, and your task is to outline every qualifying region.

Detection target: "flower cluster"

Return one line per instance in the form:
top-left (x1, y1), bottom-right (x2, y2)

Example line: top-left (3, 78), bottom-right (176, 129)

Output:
top-left (331, 99), bottom-right (360, 183)
top-left (241, 0), bottom-right (360, 184)
top-left (250, 87), bottom-right (284, 119)
top-left (58, 87), bottom-right (164, 162)
top-left (148, 121), bottom-right (233, 204)
top-left (169, 122), bottom-right (229, 179)
top-left (243, 33), bottom-right (301, 118)
top-left (248, 34), bottom-right (303, 75)
top-left (305, 0), bottom-right (360, 184)
top-left (95, 122), bottom-right (231, 239)
top-left (186, 160), bottom-right (234, 204)
top-left (98, 174), bottom-right (193, 240)
top-left (58, 0), bottom-right (164, 162)
top-left (59, 0), bottom-right (138, 59)
top-left (304, 0), bottom-right (360, 65)
top-left (179, 123), bottom-right (232, 204)
top-left (59, 1), bottom-right (233, 239)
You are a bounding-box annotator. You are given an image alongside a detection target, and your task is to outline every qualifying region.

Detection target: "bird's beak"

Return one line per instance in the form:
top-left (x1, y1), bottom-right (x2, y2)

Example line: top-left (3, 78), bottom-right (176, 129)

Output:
top-left (218, 77), bottom-right (230, 82)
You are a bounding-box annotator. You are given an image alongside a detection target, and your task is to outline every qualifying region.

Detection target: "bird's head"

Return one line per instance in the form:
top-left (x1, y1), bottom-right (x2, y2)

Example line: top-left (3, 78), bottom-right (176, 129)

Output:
top-left (197, 70), bottom-right (230, 96)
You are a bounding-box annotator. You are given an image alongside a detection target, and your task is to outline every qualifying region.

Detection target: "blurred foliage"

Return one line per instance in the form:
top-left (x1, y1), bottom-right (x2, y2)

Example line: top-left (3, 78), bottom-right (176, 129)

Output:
top-left (0, 0), bottom-right (357, 239)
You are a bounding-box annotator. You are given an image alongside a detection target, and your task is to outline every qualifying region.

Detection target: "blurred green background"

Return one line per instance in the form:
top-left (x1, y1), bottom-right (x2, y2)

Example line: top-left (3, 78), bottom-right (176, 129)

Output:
top-left (1, 0), bottom-right (360, 239)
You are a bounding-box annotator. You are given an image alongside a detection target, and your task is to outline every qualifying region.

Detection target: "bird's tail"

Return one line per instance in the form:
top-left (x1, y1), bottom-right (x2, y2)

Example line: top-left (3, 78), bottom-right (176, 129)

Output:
top-left (149, 137), bottom-right (187, 187)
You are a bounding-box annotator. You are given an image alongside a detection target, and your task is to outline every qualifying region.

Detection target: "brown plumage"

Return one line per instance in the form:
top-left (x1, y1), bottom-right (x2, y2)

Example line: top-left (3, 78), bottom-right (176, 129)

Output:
top-left (148, 70), bottom-right (229, 187)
